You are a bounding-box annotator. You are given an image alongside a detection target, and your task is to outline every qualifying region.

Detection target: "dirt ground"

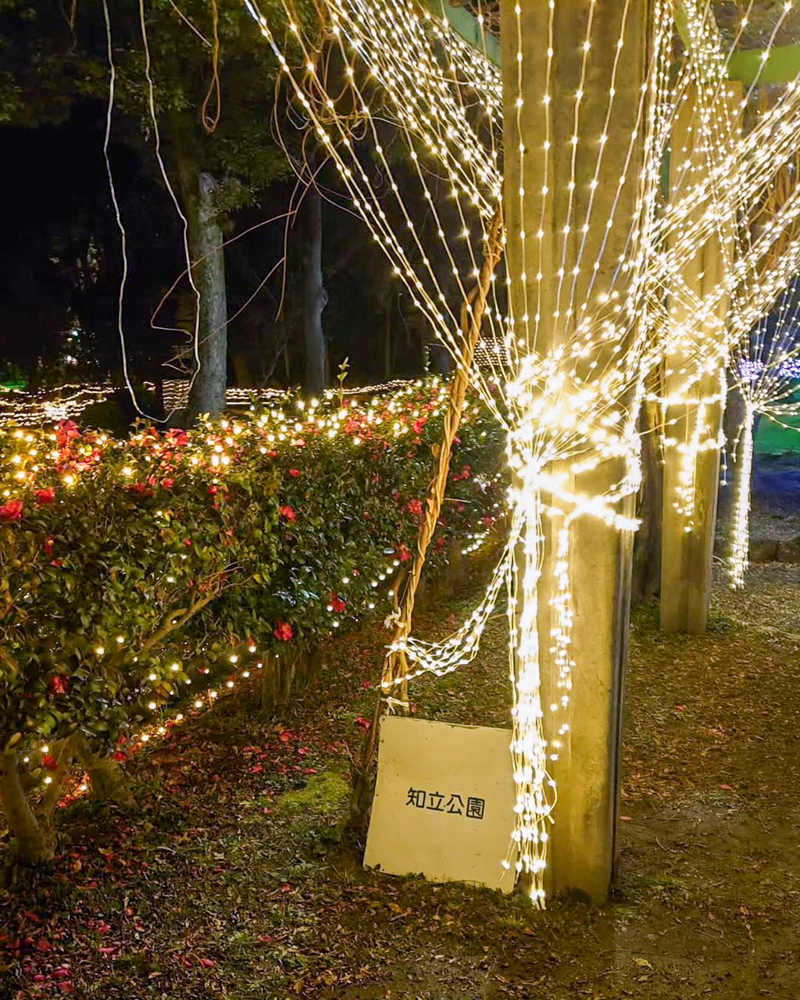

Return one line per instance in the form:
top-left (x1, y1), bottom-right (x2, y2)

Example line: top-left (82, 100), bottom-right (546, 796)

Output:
top-left (1, 538), bottom-right (799, 998)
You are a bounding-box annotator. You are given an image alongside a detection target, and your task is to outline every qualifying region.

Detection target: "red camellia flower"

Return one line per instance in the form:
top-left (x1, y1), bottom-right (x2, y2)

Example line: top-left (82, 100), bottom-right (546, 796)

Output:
top-left (166, 429), bottom-right (189, 447)
top-left (43, 537), bottom-right (55, 558)
top-left (49, 674), bottom-right (69, 697)
top-left (35, 487), bottom-right (56, 505)
top-left (406, 499), bottom-right (424, 518)
top-left (412, 417), bottom-right (428, 435)
top-left (329, 592), bottom-right (346, 614)
top-left (208, 485), bottom-right (218, 496)
top-left (279, 505), bottom-right (296, 523)
top-left (161, 478), bottom-right (175, 490)
top-left (288, 469), bottom-right (300, 478)
top-left (129, 482), bottom-right (153, 497)
top-left (0, 499), bottom-right (24, 522)
top-left (56, 419), bottom-right (80, 449)
top-left (274, 621), bottom-right (293, 642)
top-left (41, 754), bottom-right (60, 771)
top-left (397, 544), bottom-right (412, 562)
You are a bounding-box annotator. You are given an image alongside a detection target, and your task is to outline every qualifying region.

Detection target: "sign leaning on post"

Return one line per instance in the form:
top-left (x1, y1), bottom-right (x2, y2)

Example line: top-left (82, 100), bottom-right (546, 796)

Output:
top-left (364, 717), bottom-right (516, 893)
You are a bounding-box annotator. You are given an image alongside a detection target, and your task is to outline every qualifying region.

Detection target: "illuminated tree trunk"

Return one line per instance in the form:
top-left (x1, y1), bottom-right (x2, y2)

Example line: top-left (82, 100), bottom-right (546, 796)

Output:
top-left (499, 0), bottom-right (649, 902)
top-left (728, 399), bottom-right (755, 588)
top-left (660, 85), bottom-right (741, 633)
top-left (718, 379), bottom-right (747, 527)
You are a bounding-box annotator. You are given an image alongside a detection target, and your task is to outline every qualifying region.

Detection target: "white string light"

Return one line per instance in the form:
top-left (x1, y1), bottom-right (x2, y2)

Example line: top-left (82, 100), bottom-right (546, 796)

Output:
top-left (241, 0), bottom-right (800, 902)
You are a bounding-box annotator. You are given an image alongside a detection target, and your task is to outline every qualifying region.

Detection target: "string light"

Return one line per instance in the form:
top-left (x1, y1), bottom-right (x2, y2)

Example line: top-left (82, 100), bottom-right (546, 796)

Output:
top-left (242, 0), bottom-right (800, 904)
top-left (0, 384), bottom-right (117, 427)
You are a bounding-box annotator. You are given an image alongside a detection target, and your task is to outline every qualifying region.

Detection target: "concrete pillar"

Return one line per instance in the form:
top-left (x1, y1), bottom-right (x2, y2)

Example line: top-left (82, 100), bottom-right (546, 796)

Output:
top-left (499, 0), bottom-right (650, 901)
top-left (660, 85), bottom-right (741, 633)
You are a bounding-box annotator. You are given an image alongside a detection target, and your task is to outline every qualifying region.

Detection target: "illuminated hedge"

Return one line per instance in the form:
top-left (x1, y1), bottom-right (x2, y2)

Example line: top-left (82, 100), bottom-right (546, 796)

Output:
top-left (0, 378), bottom-right (504, 858)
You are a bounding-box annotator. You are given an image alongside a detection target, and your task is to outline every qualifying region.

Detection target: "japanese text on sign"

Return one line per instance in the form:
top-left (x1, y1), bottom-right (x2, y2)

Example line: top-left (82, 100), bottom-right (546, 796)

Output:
top-left (405, 787), bottom-right (485, 819)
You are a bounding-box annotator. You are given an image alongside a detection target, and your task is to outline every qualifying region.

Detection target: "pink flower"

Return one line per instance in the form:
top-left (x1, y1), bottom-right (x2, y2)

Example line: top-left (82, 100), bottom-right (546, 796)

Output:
top-left (413, 417), bottom-right (428, 435)
top-left (288, 469), bottom-right (300, 478)
top-left (0, 499), bottom-right (24, 522)
top-left (35, 487), bottom-right (56, 505)
top-left (161, 478), bottom-right (175, 490)
top-left (274, 621), bottom-right (293, 642)
top-left (279, 505), bottom-right (296, 523)
top-left (406, 499), bottom-right (424, 518)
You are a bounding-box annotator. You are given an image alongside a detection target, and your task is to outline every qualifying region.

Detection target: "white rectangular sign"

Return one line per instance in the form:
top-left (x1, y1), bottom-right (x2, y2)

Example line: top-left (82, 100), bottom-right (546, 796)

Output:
top-left (364, 716), bottom-right (516, 893)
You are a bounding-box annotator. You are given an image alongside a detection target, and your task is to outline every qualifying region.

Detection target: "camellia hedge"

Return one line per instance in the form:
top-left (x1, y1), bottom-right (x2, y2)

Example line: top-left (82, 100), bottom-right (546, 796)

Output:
top-left (0, 378), bottom-right (505, 860)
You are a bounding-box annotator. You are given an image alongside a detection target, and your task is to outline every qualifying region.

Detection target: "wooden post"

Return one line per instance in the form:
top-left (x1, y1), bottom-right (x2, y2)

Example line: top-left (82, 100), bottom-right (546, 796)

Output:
top-left (660, 83), bottom-right (741, 633)
top-left (499, 0), bottom-right (650, 902)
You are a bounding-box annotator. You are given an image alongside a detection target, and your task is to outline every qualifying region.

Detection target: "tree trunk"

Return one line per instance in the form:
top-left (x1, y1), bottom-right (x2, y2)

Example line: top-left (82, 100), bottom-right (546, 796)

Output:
top-left (718, 379), bottom-right (747, 527)
top-left (728, 401), bottom-right (755, 588)
top-left (383, 289), bottom-right (393, 380)
top-left (232, 353), bottom-right (252, 388)
top-left (175, 155), bottom-right (228, 422)
top-left (73, 734), bottom-right (135, 811)
top-left (632, 399), bottom-right (663, 603)
top-left (37, 737), bottom-right (75, 820)
top-left (499, 0), bottom-right (649, 903)
top-left (303, 187), bottom-right (328, 395)
top-left (0, 750), bottom-right (54, 863)
top-left (659, 83), bottom-right (742, 634)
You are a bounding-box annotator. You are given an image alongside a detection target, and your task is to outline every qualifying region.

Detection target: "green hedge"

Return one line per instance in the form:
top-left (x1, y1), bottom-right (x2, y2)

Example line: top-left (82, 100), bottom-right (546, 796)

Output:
top-left (0, 379), bottom-right (504, 774)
